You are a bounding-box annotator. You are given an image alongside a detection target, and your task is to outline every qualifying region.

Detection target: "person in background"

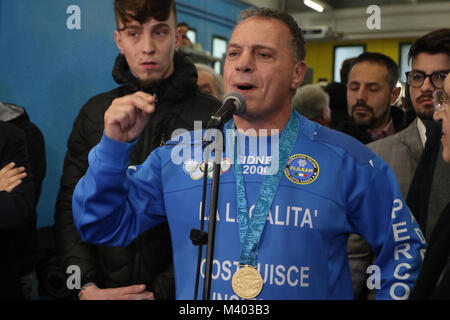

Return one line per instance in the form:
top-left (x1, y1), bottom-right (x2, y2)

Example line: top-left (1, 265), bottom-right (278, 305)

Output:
top-left (336, 52), bottom-right (404, 144)
top-left (53, 0), bottom-right (219, 300)
top-left (401, 82), bottom-right (416, 127)
top-left (72, 7), bottom-right (425, 300)
top-left (292, 84), bottom-right (331, 127)
top-left (177, 21), bottom-right (189, 38)
top-left (177, 22), bottom-right (192, 49)
top-left (336, 52), bottom-right (405, 299)
top-left (0, 102), bottom-right (46, 207)
top-left (352, 29), bottom-right (450, 299)
top-left (369, 29), bottom-right (450, 229)
top-left (195, 63), bottom-right (224, 101)
top-left (324, 57), bottom-right (354, 129)
top-left (0, 101), bottom-right (45, 300)
top-left (411, 72), bottom-right (450, 299)
top-left (0, 121), bottom-right (36, 300)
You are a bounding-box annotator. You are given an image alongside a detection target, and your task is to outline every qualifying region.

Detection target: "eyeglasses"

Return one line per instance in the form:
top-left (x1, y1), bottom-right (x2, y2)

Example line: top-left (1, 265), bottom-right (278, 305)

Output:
top-left (405, 70), bottom-right (450, 89)
top-left (433, 90), bottom-right (449, 112)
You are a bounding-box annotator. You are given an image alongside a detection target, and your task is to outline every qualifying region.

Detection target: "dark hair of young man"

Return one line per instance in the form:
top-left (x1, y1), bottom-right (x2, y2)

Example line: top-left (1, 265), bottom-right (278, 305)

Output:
top-left (114, 0), bottom-right (177, 29)
top-left (351, 52), bottom-right (399, 89)
top-left (408, 28), bottom-right (450, 64)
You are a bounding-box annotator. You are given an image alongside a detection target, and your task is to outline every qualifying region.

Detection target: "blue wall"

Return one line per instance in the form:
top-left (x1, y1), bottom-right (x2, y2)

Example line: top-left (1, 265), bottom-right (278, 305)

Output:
top-left (0, 0), bottom-right (249, 228)
top-left (177, 0), bottom-right (249, 53)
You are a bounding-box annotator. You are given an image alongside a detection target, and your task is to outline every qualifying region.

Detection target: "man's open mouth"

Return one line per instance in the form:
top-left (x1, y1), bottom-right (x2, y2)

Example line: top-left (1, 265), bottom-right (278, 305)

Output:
top-left (236, 83), bottom-right (256, 91)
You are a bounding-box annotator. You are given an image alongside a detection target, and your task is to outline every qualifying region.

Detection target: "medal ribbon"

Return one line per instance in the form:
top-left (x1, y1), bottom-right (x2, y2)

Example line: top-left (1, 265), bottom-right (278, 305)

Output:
top-left (226, 112), bottom-right (299, 266)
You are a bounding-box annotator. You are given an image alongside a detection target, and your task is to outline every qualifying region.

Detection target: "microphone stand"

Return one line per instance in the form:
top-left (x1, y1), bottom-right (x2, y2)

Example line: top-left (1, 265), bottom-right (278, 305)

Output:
top-left (190, 124), bottom-right (225, 300)
top-left (191, 156), bottom-right (209, 300)
top-left (203, 151), bottom-right (222, 300)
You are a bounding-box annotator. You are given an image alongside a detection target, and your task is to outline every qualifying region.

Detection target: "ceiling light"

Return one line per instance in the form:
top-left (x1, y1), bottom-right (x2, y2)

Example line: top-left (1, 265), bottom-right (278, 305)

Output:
top-left (304, 0), bottom-right (325, 13)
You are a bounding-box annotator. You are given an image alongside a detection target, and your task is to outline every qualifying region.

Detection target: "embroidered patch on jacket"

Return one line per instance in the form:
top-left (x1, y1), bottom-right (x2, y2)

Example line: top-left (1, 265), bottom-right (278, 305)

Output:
top-left (183, 158), bottom-right (232, 180)
top-left (284, 154), bottom-right (319, 185)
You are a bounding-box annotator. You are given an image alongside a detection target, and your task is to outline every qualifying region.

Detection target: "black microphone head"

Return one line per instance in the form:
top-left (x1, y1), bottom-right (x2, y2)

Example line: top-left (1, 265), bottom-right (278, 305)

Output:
top-left (223, 91), bottom-right (246, 115)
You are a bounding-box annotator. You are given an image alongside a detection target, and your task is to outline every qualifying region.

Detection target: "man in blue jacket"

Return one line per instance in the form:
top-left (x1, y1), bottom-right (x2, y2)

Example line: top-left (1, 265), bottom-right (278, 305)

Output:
top-left (73, 7), bottom-right (426, 300)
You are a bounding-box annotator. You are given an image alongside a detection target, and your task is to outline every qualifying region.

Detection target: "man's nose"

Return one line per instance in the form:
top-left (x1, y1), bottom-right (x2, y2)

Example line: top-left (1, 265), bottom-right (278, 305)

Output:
top-left (235, 51), bottom-right (253, 73)
top-left (421, 75), bottom-right (434, 92)
top-left (356, 87), bottom-right (368, 102)
top-left (141, 32), bottom-right (156, 54)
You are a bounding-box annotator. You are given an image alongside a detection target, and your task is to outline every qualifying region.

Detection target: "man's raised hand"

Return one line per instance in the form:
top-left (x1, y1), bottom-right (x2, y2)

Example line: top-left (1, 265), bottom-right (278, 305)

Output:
top-left (104, 91), bottom-right (156, 142)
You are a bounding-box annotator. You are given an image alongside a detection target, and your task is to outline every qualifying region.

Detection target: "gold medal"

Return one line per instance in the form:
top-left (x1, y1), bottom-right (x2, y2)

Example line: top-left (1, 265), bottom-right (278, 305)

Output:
top-left (232, 265), bottom-right (263, 299)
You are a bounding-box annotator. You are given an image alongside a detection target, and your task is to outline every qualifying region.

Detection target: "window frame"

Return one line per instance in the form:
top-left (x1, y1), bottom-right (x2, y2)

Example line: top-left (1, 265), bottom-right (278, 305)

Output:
top-left (211, 34), bottom-right (228, 75)
top-left (332, 44), bottom-right (366, 82)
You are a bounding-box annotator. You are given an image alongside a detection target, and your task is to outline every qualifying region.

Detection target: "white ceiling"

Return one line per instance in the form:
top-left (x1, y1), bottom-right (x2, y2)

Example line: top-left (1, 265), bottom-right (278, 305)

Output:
top-left (283, 0), bottom-right (450, 13)
top-left (239, 0), bottom-right (450, 40)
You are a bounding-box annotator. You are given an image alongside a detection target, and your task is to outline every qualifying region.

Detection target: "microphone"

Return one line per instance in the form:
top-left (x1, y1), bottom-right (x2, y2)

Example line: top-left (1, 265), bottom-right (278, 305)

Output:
top-left (207, 92), bottom-right (246, 129)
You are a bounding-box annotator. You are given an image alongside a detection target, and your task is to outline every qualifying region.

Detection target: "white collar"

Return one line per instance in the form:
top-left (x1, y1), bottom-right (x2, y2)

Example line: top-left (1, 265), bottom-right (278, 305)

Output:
top-left (416, 118), bottom-right (427, 148)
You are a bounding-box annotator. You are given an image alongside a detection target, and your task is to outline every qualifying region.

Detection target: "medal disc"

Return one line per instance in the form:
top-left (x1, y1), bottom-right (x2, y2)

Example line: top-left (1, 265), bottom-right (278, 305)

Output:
top-left (232, 265), bottom-right (263, 299)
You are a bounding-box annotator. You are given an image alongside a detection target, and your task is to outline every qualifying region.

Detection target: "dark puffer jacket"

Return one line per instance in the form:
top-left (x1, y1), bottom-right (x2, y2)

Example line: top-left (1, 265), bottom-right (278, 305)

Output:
top-left (335, 106), bottom-right (406, 144)
top-left (53, 51), bottom-right (220, 299)
top-left (0, 121), bottom-right (35, 299)
top-left (0, 103), bottom-right (46, 206)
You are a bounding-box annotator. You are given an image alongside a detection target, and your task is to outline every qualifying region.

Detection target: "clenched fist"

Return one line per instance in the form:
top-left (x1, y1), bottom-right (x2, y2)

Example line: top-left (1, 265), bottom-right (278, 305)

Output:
top-left (104, 91), bottom-right (156, 142)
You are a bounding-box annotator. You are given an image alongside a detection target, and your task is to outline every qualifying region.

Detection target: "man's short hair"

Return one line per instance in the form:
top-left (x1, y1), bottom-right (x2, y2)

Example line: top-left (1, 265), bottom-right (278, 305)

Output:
top-left (408, 28), bottom-right (450, 64)
top-left (237, 7), bottom-right (305, 62)
top-left (114, 0), bottom-right (177, 28)
top-left (351, 52), bottom-right (399, 89)
top-left (340, 57), bottom-right (356, 84)
top-left (292, 84), bottom-right (329, 120)
top-left (195, 63), bottom-right (225, 100)
top-left (177, 22), bottom-right (189, 28)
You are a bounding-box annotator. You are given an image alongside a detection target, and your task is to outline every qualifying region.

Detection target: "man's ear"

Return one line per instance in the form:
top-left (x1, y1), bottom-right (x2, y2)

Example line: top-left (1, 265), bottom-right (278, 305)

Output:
top-left (390, 85), bottom-right (401, 105)
top-left (291, 61), bottom-right (307, 90)
top-left (175, 27), bottom-right (182, 50)
top-left (114, 30), bottom-right (124, 54)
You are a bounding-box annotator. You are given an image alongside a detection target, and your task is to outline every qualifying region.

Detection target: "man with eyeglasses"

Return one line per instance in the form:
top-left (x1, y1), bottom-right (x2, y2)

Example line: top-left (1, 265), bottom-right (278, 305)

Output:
top-left (369, 29), bottom-right (450, 200)
top-left (411, 72), bottom-right (450, 299)
top-left (348, 29), bottom-right (450, 300)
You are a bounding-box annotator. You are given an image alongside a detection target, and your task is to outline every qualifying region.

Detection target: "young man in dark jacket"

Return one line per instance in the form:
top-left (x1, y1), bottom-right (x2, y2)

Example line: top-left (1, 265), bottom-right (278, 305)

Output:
top-left (53, 0), bottom-right (219, 300)
top-left (0, 121), bottom-right (36, 299)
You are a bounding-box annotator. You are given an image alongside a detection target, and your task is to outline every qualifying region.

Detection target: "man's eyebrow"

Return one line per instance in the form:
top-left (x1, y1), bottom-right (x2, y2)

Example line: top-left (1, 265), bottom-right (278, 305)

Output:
top-left (152, 22), bottom-right (170, 29)
top-left (227, 43), bottom-right (241, 50)
top-left (120, 22), bottom-right (170, 31)
top-left (348, 80), bottom-right (380, 86)
top-left (119, 24), bottom-right (140, 31)
top-left (227, 43), bottom-right (275, 52)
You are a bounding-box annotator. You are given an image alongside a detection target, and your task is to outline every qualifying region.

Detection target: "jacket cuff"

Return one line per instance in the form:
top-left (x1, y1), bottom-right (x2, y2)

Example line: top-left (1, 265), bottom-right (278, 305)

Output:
top-left (93, 132), bottom-right (136, 170)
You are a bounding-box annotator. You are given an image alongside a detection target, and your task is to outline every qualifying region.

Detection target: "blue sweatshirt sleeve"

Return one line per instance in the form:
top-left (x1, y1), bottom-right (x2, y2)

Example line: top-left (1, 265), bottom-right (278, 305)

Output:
top-left (72, 133), bottom-right (167, 247)
top-left (346, 154), bottom-right (426, 300)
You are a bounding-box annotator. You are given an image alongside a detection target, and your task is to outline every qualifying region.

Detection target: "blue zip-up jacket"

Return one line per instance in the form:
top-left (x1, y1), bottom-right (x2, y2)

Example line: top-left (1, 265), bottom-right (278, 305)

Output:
top-left (73, 113), bottom-right (426, 300)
